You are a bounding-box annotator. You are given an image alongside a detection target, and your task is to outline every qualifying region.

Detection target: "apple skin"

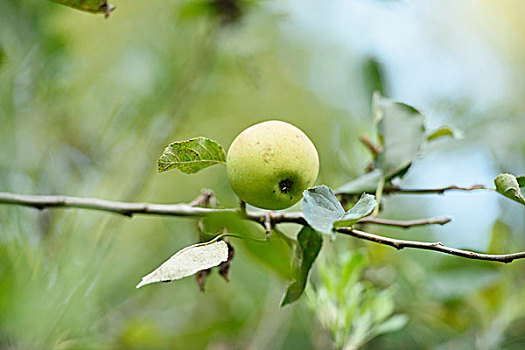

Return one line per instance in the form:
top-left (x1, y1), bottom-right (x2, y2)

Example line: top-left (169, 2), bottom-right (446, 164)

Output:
top-left (226, 120), bottom-right (319, 210)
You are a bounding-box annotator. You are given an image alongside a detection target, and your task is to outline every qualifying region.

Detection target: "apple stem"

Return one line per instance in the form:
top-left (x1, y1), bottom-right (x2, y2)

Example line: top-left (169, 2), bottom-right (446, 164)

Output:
top-left (238, 200), bottom-right (247, 216)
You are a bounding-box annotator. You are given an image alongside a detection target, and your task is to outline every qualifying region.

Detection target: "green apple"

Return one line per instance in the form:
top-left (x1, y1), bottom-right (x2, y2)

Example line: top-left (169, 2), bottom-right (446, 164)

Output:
top-left (226, 120), bottom-right (319, 210)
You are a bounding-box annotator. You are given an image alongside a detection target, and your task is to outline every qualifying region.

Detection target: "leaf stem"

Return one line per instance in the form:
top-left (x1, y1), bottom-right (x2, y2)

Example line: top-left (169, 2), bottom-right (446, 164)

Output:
top-left (372, 176), bottom-right (385, 217)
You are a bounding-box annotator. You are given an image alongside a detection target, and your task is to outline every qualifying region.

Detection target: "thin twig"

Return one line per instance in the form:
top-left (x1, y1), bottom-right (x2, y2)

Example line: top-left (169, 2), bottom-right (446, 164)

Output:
top-left (359, 134), bottom-right (381, 156)
top-left (357, 216), bottom-right (451, 228)
top-left (337, 228), bottom-right (525, 263)
top-left (189, 189), bottom-right (215, 207)
top-left (384, 184), bottom-right (490, 195)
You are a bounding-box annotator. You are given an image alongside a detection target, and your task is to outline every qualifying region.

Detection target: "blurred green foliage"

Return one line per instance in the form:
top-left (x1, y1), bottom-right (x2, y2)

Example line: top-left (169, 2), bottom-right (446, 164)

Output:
top-left (1, 0), bottom-right (525, 349)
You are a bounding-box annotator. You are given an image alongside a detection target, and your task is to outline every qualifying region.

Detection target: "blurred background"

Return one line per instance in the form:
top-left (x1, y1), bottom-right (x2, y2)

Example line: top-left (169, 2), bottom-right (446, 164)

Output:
top-left (0, 0), bottom-right (524, 348)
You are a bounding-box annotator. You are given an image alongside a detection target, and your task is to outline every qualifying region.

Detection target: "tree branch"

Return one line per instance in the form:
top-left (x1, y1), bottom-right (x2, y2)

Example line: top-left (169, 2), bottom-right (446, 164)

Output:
top-left (357, 216), bottom-right (451, 228)
top-left (2, 191), bottom-right (524, 263)
top-left (337, 228), bottom-right (525, 263)
top-left (0, 192), bottom-right (449, 228)
top-left (383, 184), bottom-right (489, 195)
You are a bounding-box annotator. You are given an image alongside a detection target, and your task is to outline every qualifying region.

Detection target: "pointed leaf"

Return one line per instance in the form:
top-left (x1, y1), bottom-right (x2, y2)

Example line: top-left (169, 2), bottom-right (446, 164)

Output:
top-left (136, 239), bottom-right (229, 288)
top-left (281, 227), bottom-right (323, 306)
top-left (158, 137), bottom-right (226, 174)
top-left (489, 220), bottom-right (513, 254)
top-left (334, 193), bottom-right (377, 227)
top-left (372, 314), bottom-right (409, 337)
top-left (494, 173), bottom-right (525, 206)
top-left (301, 185), bottom-right (345, 234)
top-left (335, 169), bottom-right (382, 195)
top-left (373, 93), bottom-right (426, 179)
top-left (52, 0), bottom-right (115, 15)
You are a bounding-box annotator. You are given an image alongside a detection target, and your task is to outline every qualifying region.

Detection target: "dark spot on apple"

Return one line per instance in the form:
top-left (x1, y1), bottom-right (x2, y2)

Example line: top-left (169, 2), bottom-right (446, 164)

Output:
top-left (279, 179), bottom-right (293, 193)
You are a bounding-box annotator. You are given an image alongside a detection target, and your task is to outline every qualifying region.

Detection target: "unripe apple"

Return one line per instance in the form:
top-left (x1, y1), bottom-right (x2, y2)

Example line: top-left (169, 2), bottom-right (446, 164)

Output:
top-left (226, 120), bottom-right (319, 210)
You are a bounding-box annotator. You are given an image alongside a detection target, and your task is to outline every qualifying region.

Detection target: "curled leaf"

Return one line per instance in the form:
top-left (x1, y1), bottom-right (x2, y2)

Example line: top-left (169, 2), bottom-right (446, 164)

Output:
top-left (426, 126), bottom-right (462, 141)
top-left (302, 185), bottom-right (377, 233)
top-left (334, 193), bottom-right (377, 227)
top-left (494, 173), bottom-right (525, 206)
top-left (301, 185), bottom-right (345, 234)
top-left (136, 239), bottom-right (229, 288)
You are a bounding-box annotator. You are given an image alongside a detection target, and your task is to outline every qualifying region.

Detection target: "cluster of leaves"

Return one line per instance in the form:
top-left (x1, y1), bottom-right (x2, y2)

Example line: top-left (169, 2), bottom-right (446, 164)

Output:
top-left (336, 93), bottom-right (458, 196)
top-left (306, 250), bottom-right (408, 350)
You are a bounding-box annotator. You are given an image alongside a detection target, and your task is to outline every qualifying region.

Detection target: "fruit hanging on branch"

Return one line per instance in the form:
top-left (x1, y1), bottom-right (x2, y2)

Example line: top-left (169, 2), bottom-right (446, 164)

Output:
top-left (157, 120), bottom-right (319, 210)
top-left (226, 121), bottom-right (319, 210)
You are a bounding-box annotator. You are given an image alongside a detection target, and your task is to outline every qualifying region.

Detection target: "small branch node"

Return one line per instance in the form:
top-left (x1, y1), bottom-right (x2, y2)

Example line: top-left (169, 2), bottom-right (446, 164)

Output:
top-left (190, 189), bottom-right (215, 207)
top-left (263, 213), bottom-right (273, 237)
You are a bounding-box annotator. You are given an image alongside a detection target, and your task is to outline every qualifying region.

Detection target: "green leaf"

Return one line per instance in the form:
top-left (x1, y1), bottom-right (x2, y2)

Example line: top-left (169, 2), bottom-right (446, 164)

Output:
top-left (494, 173), bottom-right (525, 206)
top-left (372, 314), bottom-right (409, 337)
top-left (0, 45), bottom-right (5, 69)
top-left (179, 0), bottom-right (215, 19)
top-left (204, 212), bottom-right (293, 279)
top-left (301, 185), bottom-right (345, 234)
top-left (334, 194), bottom-right (377, 227)
top-left (335, 169), bottom-right (382, 195)
top-left (281, 227), bottom-right (323, 306)
top-left (158, 137), bottom-right (226, 174)
top-left (52, 0), bottom-right (115, 15)
top-left (426, 126), bottom-right (462, 141)
top-left (489, 220), bottom-right (513, 254)
top-left (373, 93), bottom-right (426, 179)
top-left (136, 239), bottom-right (229, 288)
top-left (362, 58), bottom-right (385, 103)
